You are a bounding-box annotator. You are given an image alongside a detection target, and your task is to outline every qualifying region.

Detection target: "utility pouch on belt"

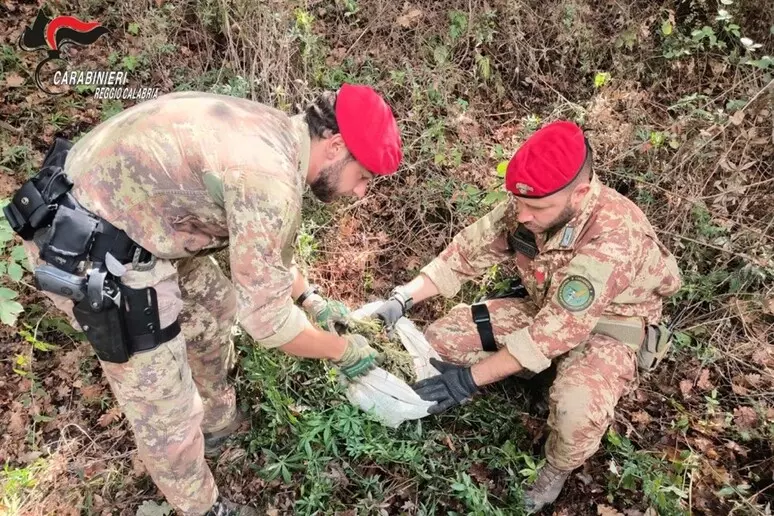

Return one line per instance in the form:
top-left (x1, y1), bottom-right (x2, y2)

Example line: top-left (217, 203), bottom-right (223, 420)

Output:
top-left (40, 206), bottom-right (99, 273)
top-left (637, 324), bottom-right (672, 372)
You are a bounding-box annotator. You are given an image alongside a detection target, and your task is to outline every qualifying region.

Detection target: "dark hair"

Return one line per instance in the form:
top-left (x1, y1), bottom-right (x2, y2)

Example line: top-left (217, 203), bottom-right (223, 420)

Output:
top-left (304, 91), bottom-right (339, 139)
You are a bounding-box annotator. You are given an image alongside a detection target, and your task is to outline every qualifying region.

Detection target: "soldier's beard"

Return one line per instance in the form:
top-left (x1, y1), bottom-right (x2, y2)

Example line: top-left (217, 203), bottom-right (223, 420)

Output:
top-left (310, 155), bottom-right (349, 203)
top-left (526, 203), bottom-right (577, 236)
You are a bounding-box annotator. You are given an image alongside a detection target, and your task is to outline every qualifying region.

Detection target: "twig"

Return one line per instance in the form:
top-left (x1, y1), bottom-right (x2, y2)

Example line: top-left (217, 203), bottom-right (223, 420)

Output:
top-left (0, 119), bottom-right (23, 134)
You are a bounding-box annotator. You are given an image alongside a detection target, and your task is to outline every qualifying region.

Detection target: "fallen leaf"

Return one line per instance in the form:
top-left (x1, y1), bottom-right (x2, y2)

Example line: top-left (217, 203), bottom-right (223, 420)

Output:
top-left (4, 73), bottom-right (24, 88)
top-left (97, 406), bottom-right (122, 427)
top-left (693, 437), bottom-right (713, 452)
top-left (56, 383), bottom-right (72, 398)
top-left (679, 379), bottom-right (693, 398)
top-left (597, 504), bottom-right (624, 515)
top-left (9, 408), bottom-right (26, 435)
top-left (731, 382), bottom-right (749, 395)
top-left (396, 8), bottom-right (423, 28)
top-left (443, 434), bottom-right (456, 452)
top-left (469, 462), bottom-right (490, 483)
top-left (751, 349), bottom-right (771, 366)
top-left (724, 441), bottom-right (748, 458)
top-left (733, 406), bottom-right (758, 430)
top-left (131, 454), bottom-right (147, 477)
top-left (744, 374), bottom-right (762, 387)
top-left (135, 500), bottom-right (174, 516)
top-left (697, 369), bottom-right (713, 391)
top-left (631, 411), bottom-right (652, 426)
top-left (81, 383), bottom-right (103, 401)
top-left (729, 110), bottom-right (745, 126)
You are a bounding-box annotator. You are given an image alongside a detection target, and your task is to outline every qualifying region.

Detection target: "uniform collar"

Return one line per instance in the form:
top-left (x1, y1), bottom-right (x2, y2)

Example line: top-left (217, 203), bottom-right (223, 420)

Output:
top-left (291, 114), bottom-right (311, 183)
top-left (538, 175), bottom-right (602, 251)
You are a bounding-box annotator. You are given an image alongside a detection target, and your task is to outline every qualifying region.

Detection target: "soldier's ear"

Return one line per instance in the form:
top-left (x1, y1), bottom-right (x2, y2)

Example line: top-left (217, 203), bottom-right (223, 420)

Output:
top-left (570, 182), bottom-right (591, 209)
top-left (325, 133), bottom-right (348, 160)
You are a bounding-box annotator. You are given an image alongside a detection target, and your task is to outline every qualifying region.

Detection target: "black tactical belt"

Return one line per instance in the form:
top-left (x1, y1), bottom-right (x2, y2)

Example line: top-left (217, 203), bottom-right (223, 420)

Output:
top-left (471, 303), bottom-right (497, 352)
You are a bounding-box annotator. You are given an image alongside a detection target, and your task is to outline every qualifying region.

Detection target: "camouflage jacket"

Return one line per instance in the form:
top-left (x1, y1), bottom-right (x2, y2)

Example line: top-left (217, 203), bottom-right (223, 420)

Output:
top-left (65, 91), bottom-right (312, 348)
top-left (420, 176), bottom-right (683, 372)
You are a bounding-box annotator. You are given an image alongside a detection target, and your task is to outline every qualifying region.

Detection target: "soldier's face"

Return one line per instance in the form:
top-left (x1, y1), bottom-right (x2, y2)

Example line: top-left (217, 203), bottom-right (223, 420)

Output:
top-left (310, 153), bottom-right (373, 203)
top-left (515, 184), bottom-right (588, 234)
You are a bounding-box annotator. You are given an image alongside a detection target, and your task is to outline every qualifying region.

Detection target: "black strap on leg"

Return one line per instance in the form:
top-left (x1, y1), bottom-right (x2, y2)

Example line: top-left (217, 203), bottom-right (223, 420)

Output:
top-left (471, 303), bottom-right (497, 352)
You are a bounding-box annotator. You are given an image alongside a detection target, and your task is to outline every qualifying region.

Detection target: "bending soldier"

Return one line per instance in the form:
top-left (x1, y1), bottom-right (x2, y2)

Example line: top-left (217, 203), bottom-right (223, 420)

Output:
top-left (5, 84), bottom-right (402, 515)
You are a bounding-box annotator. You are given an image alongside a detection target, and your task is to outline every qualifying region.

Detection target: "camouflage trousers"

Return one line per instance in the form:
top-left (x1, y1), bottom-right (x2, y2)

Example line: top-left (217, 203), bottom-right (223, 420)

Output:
top-left (425, 297), bottom-right (638, 471)
top-left (25, 242), bottom-right (238, 515)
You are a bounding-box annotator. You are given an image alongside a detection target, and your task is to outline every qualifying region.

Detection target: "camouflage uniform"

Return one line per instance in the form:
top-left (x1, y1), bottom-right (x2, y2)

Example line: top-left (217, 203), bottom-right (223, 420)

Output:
top-left (420, 175), bottom-right (682, 470)
top-left (27, 91), bottom-right (316, 514)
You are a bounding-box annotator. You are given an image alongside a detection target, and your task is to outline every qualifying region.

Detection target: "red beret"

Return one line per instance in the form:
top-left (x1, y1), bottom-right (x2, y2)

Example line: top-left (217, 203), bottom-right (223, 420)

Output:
top-left (335, 83), bottom-right (402, 175)
top-left (505, 121), bottom-right (588, 198)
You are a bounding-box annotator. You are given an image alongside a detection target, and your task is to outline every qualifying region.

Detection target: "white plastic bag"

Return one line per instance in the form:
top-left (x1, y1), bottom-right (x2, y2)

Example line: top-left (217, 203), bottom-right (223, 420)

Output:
top-left (342, 301), bottom-right (440, 428)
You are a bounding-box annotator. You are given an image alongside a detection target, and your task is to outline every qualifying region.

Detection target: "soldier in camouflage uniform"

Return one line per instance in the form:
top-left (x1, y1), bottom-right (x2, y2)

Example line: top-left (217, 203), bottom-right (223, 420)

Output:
top-left (21, 84), bottom-right (403, 515)
top-left (372, 121), bottom-right (681, 513)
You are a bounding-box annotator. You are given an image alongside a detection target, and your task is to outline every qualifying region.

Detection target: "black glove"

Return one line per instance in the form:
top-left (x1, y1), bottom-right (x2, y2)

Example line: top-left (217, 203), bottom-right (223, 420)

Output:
top-left (412, 358), bottom-right (479, 414)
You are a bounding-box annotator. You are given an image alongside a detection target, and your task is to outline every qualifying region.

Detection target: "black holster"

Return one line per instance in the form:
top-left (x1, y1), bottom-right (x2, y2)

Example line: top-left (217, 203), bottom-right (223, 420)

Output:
top-left (8, 138), bottom-right (177, 363)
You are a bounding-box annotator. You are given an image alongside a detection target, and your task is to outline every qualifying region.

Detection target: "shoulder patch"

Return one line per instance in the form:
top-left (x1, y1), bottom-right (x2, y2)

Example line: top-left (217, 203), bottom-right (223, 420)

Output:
top-left (557, 275), bottom-right (595, 311)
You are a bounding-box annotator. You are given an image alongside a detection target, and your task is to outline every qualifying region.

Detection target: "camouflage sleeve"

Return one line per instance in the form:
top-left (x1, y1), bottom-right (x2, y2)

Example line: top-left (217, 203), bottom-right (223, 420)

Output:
top-left (223, 169), bottom-right (310, 349)
top-left (502, 230), bottom-right (639, 373)
top-left (421, 200), bottom-right (514, 298)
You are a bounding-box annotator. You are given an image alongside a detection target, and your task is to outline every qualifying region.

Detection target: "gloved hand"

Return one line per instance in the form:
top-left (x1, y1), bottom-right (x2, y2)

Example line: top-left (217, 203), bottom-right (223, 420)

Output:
top-left (303, 293), bottom-right (351, 333)
top-left (333, 334), bottom-right (379, 379)
top-left (372, 297), bottom-right (405, 328)
top-left (372, 287), bottom-right (412, 328)
top-left (412, 358), bottom-right (479, 414)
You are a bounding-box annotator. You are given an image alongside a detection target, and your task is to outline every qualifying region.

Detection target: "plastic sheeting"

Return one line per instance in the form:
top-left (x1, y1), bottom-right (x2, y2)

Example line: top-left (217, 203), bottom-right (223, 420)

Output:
top-left (341, 301), bottom-right (440, 428)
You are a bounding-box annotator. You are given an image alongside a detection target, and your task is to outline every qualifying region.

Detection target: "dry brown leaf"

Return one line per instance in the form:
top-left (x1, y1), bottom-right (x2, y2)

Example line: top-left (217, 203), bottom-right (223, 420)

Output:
top-left (751, 348), bottom-right (771, 366)
top-left (679, 379), bottom-right (693, 398)
top-left (744, 373), bottom-right (762, 387)
top-left (56, 383), bottom-right (72, 398)
top-left (9, 408), bottom-right (26, 435)
top-left (724, 441), bottom-right (748, 458)
top-left (443, 434), bottom-right (456, 452)
top-left (728, 110), bottom-right (745, 126)
top-left (4, 73), bottom-right (24, 88)
top-left (631, 411), bottom-right (652, 426)
top-left (469, 462), bottom-right (490, 483)
top-left (697, 369), bottom-right (713, 391)
top-left (766, 406), bottom-right (774, 421)
top-left (597, 504), bottom-right (625, 516)
top-left (80, 383), bottom-right (103, 400)
top-left (97, 406), bottom-right (122, 427)
top-left (396, 8), bottom-right (423, 27)
top-left (733, 406), bottom-right (758, 430)
top-left (731, 382), bottom-right (749, 396)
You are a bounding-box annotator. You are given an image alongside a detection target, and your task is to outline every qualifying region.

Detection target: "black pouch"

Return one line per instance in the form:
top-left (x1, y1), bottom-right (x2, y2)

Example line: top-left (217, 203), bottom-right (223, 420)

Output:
top-left (39, 205), bottom-right (98, 273)
top-left (73, 295), bottom-right (132, 363)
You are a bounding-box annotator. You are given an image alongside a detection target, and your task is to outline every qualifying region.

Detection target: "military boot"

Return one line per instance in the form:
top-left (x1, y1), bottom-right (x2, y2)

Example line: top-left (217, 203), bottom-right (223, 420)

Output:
top-left (204, 495), bottom-right (258, 516)
top-left (522, 462), bottom-right (572, 514)
top-left (203, 410), bottom-right (246, 457)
